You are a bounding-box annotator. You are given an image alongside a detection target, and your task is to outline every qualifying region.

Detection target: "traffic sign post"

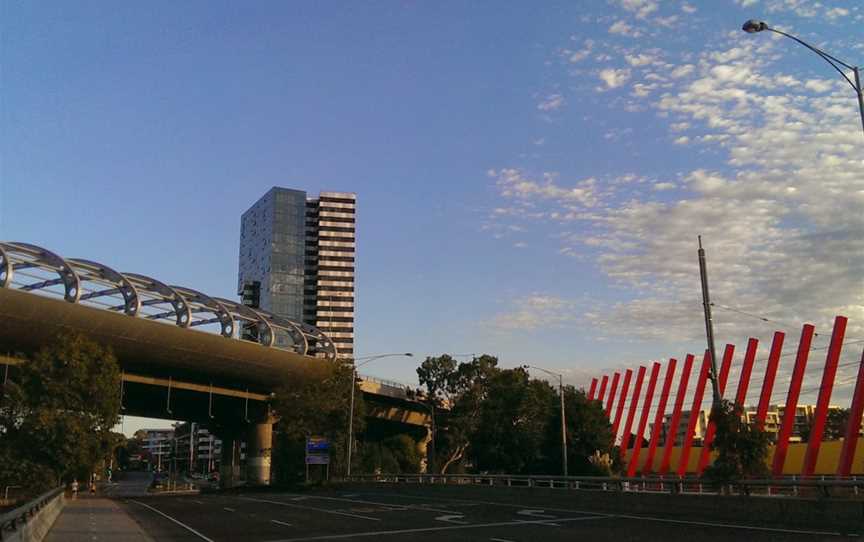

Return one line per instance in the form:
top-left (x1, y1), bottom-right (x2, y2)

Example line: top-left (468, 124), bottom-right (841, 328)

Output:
top-left (305, 436), bottom-right (330, 482)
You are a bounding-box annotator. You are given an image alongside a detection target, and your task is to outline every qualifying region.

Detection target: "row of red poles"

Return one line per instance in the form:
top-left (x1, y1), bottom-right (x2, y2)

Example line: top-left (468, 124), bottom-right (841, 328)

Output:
top-left (586, 315), bottom-right (864, 478)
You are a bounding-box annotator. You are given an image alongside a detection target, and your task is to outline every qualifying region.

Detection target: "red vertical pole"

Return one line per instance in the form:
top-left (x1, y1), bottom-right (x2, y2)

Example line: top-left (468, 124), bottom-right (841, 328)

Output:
top-left (588, 378), bottom-right (598, 401)
top-left (802, 316), bottom-right (848, 476)
top-left (619, 366), bottom-right (646, 460)
top-left (659, 354), bottom-right (694, 474)
top-left (610, 369), bottom-right (632, 446)
top-left (837, 348), bottom-right (864, 476)
top-left (643, 359), bottom-right (677, 475)
top-left (605, 372), bottom-right (620, 417)
top-left (771, 324), bottom-right (815, 477)
top-left (756, 331), bottom-right (785, 429)
top-left (697, 344), bottom-right (735, 474)
top-left (628, 362), bottom-right (661, 476)
top-left (676, 351), bottom-right (711, 476)
top-left (597, 375), bottom-right (609, 404)
top-left (735, 338), bottom-right (759, 406)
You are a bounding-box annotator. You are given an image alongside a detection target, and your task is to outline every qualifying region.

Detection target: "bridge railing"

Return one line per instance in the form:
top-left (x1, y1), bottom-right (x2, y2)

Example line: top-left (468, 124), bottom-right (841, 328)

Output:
top-left (0, 487), bottom-right (63, 541)
top-left (344, 473), bottom-right (864, 499)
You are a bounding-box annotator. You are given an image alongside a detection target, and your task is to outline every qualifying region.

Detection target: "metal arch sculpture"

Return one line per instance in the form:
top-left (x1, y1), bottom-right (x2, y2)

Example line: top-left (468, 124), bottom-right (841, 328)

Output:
top-left (68, 258), bottom-right (142, 316)
top-left (172, 285), bottom-right (235, 338)
top-left (4, 242), bottom-right (81, 302)
top-left (0, 241), bottom-right (338, 361)
top-left (0, 243), bottom-right (11, 288)
top-left (123, 272), bottom-right (193, 328)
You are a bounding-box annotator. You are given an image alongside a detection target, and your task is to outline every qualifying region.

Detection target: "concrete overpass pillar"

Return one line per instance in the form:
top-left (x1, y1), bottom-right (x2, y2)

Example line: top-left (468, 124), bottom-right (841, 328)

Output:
top-left (219, 438), bottom-right (241, 489)
top-left (246, 422), bottom-right (273, 485)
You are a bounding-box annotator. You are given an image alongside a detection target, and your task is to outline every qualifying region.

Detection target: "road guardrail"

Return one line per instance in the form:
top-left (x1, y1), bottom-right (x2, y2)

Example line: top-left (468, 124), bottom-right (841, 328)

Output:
top-left (0, 487), bottom-right (63, 541)
top-left (346, 473), bottom-right (864, 499)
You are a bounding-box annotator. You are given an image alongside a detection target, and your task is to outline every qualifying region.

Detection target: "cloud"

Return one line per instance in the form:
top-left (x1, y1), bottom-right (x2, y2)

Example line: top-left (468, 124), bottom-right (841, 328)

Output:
top-left (825, 7), bottom-right (849, 19)
top-left (489, 37), bottom-right (864, 351)
top-left (609, 20), bottom-right (642, 38)
top-left (599, 68), bottom-right (632, 89)
top-left (626, 54), bottom-right (658, 67)
top-left (489, 168), bottom-right (599, 207)
top-left (616, 0), bottom-right (659, 19)
top-left (486, 294), bottom-right (580, 331)
top-left (537, 93), bottom-right (565, 112)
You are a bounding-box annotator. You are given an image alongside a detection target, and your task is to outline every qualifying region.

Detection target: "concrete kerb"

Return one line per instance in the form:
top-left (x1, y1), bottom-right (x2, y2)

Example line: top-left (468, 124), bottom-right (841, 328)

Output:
top-left (338, 482), bottom-right (864, 534)
top-left (1, 491), bottom-right (65, 542)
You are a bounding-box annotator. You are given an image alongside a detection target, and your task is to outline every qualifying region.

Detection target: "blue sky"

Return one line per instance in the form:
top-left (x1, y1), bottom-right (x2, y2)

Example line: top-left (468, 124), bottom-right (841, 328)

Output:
top-left (2, 1), bottom-right (863, 434)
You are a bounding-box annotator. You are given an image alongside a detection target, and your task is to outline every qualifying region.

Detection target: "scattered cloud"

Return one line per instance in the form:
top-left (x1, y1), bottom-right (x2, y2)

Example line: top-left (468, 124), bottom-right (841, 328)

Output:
top-left (486, 294), bottom-right (580, 331)
top-left (609, 20), bottom-right (642, 38)
top-left (598, 68), bottom-right (632, 89)
top-left (537, 93), bottom-right (566, 112)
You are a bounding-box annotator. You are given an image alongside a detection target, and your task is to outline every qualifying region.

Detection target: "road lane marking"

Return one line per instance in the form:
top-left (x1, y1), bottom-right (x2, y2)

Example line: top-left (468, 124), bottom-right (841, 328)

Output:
top-left (192, 500), bottom-right (203, 504)
top-left (434, 514), bottom-right (468, 524)
top-left (356, 491), bottom-right (849, 537)
top-left (516, 509), bottom-right (555, 519)
top-left (129, 500), bottom-right (215, 542)
top-left (272, 520), bottom-right (293, 527)
top-left (223, 507), bottom-right (236, 512)
top-left (237, 496), bottom-right (381, 521)
top-left (277, 493), bottom-right (459, 514)
top-left (612, 513), bottom-right (844, 537)
top-left (261, 515), bottom-right (609, 541)
top-left (490, 538), bottom-right (517, 542)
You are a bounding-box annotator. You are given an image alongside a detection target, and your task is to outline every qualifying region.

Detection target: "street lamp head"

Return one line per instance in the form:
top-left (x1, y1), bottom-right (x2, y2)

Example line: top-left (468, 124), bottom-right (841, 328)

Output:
top-left (404, 353), bottom-right (414, 357)
top-left (742, 19), bottom-right (768, 33)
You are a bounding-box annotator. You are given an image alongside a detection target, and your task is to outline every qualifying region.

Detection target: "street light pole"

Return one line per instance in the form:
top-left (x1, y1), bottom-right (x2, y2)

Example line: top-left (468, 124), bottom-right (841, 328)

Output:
top-left (345, 352), bottom-right (413, 477)
top-left (742, 19), bottom-right (864, 138)
top-left (525, 365), bottom-right (568, 477)
top-left (697, 236), bottom-right (721, 413)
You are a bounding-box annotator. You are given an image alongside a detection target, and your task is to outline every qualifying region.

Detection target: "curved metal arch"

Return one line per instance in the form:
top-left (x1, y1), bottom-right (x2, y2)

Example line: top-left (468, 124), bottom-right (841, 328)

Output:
top-left (123, 272), bottom-right (192, 328)
top-left (257, 312), bottom-right (309, 355)
top-left (68, 258), bottom-right (141, 316)
top-left (0, 243), bottom-right (11, 288)
top-left (2, 242), bottom-right (81, 302)
top-left (213, 297), bottom-right (275, 347)
top-left (296, 321), bottom-right (339, 361)
top-left (171, 286), bottom-right (235, 338)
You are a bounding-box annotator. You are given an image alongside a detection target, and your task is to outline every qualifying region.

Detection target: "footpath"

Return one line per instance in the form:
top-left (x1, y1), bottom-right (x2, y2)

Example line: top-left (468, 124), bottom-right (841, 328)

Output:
top-left (45, 495), bottom-right (154, 542)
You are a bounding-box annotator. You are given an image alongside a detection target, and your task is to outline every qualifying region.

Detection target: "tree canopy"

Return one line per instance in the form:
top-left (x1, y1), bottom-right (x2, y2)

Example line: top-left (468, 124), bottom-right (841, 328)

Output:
top-left (417, 354), bottom-right (616, 475)
top-left (0, 333), bottom-right (122, 495)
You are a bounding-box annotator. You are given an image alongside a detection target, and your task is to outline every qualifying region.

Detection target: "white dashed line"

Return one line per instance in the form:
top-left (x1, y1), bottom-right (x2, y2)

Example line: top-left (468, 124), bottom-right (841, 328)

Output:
top-left (272, 520), bottom-right (293, 527)
top-left (223, 507), bottom-right (236, 512)
top-left (129, 500), bottom-right (215, 542)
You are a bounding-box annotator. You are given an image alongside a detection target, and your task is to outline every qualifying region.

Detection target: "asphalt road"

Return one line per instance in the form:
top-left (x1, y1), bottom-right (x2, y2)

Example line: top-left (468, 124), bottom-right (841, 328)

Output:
top-left (119, 486), bottom-right (850, 541)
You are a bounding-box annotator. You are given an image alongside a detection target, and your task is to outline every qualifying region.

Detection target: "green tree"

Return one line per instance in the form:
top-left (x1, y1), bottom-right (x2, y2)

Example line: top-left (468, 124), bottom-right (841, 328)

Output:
top-left (470, 368), bottom-right (554, 473)
top-left (417, 354), bottom-right (498, 473)
top-left (546, 387), bottom-right (618, 475)
top-left (0, 333), bottom-right (122, 495)
top-left (704, 400), bottom-right (770, 486)
top-left (270, 359), bottom-right (364, 484)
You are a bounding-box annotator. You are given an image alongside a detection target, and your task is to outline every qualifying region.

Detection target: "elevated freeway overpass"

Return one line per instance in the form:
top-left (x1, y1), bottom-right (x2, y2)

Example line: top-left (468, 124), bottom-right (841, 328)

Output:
top-left (0, 242), bottom-right (430, 485)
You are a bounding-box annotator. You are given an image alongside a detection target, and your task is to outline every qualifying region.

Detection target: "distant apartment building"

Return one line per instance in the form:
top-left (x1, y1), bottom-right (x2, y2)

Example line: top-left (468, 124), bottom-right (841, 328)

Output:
top-left (173, 422), bottom-right (225, 474)
top-left (141, 428), bottom-right (174, 470)
top-left (648, 404), bottom-right (862, 446)
top-left (238, 188), bottom-right (356, 358)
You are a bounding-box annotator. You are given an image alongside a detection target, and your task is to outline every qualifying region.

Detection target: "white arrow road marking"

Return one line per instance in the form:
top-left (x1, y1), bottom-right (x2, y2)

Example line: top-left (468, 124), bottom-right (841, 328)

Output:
top-left (516, 509), bottom-right (555, 519)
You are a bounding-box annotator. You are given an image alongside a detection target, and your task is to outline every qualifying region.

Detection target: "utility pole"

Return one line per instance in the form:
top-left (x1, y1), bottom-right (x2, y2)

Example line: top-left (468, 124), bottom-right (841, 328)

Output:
top-left (698, 236), bottom-right (721, 411)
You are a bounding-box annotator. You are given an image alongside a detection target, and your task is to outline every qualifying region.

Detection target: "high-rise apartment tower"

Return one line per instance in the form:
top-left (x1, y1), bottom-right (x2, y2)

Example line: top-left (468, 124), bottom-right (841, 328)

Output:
top-left (238, 187), bottom-right (355, 358)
